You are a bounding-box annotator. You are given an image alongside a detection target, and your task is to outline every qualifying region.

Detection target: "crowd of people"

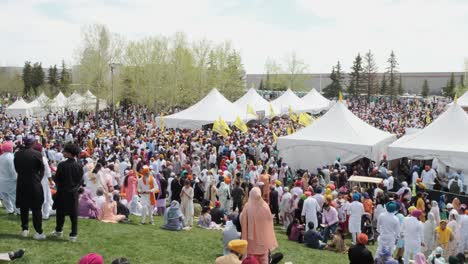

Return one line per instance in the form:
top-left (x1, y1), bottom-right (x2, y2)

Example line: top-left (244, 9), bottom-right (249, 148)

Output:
top-left (0, 95), bottom-right (466, 264)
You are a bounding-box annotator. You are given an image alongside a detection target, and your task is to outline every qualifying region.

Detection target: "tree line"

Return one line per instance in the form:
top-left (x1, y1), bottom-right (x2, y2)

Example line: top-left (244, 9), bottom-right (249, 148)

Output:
top-left (21, 60), bottom-right (71, 98)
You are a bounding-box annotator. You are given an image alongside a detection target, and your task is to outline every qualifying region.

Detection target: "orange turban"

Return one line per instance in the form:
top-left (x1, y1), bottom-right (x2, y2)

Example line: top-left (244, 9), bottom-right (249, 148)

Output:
top-left (357, 233), bottom-right (368, 245)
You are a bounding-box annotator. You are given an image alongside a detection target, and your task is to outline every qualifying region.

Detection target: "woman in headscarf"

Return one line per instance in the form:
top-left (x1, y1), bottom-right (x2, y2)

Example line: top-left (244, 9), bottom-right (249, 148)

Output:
top-left (197, 206), bottom-right (220, 229)
top-left (180, 179), bottom-right (194, 227)
top-left (0, 141), bottom-right (18, 214)
top-left (423, 212), bottom-right (436, 255)
top-left (222, 219), bottom-right (240, 256)
top-left (162, 200), bottom-right (184, 231)
top-left (430, 200), bottom-right (441, 226)
top-left (121, 170), bottom-right (137, 204)
top-left (414, 253), bottom-right (428, 264)
top-left (446, 210), bottom-right (460, 257)
top-left (78, 188), bottom-right (99, 219)
top-left (128, 195), bottom-right (142, 216)
top-left (98, 193), bottom-right (126, 223)
top-left (452, 198), bottom-right (461, 214)
top-left (241, 187), bottom-right (278, 264)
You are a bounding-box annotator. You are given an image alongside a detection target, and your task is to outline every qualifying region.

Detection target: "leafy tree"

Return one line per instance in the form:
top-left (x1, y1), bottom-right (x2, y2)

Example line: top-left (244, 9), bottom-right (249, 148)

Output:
top-left (323, 61), bottom-right (344, 98)
top-left (59, 60), bottom-right (71, 92)
top-left (0, 70), bottom-right (23, 96)
top-left (398, 75), bottom-right (404, 95)
top-left (421, 79), bottom-right (429, 97)
top-left (264, 58), bottom-right (287, 91)
top-left (386, 50), bottom-right (399, 96)
top-left (380, 74), bottom-right (388, 95)
top-left (22, 61), bottom-right (33, 96)
top-left (348, 53), bottom-right (364, 98)
top-left (362, 50), bottom-right (378, 102)
top-left (283, 52), bottom-right (309, 91)
top-left (442, 72), bottom-right (456, 99)
top-left (31, 62), bottom-right (45, 96)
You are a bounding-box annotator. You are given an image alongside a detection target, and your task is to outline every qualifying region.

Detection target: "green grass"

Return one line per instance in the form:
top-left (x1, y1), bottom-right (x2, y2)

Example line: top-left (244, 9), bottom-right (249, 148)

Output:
top-left (0, 210), bottom-right (368, 264)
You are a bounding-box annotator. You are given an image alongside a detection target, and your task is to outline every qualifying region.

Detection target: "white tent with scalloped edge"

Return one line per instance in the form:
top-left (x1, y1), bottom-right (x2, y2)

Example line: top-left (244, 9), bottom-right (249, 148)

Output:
top-left (234, 88), bottom-right (278, 118)
top-left (277, 100), bottom-right (396, 171)
top-left (457, 90), bottom-right (468, 110)
top-left (272, 89), bottom-right (311, 115)
top-left (28, 93), bottom-right (50, 116)
top-left (300, 88), bottom-right (332, 114)
top-left (6, 98), bottom-right (33, 117)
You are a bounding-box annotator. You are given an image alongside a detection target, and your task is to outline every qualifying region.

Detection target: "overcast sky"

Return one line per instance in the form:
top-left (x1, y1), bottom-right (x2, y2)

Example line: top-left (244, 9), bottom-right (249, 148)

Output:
top-left (1, 0), bottom-right (467, 73)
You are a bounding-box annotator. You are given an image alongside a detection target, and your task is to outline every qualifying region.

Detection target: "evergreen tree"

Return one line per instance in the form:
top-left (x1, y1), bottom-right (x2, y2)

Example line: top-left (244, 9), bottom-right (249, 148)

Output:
top-left (323, 61), bottom-right (344, 98)
top-left (442, 72), bottom-right (456, 99)
top-left (460, 74), bottom-right (465, 88)
top-left (265, 73), bottom-right (271, 90)
top-left (421, 79), bottom-right (429, 97)
top-left (348, 53), bottom-right (364, 98)
top-left (258, 79), bottom-right (265, 90)
top-left (59, 60), bottom-right (71, 92)
top-left (22, 61), bottom-right (33, 96)
top-left (386, 51), bottom-right (399, 96)
top-left (398, 75), bottom-right (404, 95)
top-left (48, 65), bottom-right (59, 90)
top-left (380, 74), bottom-right (388, 95)
top-left (31, 62), bottom-right (44, 96)
top-left (362, 50), bottom-right (378, 102)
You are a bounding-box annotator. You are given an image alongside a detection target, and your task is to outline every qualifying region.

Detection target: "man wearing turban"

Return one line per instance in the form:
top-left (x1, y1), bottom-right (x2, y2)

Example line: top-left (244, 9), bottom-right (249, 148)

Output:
top-left (402, 209), bottom-right (424, 264)
top-left (376, 201), bottom-right (401, 257)
top-left (347, 192), bottom-right (365, 245)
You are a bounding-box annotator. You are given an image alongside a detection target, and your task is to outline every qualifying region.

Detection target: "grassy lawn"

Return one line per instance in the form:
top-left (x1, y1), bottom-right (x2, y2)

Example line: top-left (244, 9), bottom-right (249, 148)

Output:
top-left (0, 210), bottom-right (365, 264)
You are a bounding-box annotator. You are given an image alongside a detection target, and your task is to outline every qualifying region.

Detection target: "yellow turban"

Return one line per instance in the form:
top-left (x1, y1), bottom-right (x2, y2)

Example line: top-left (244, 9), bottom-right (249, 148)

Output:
top-left (408, 206), bottom-right (417, 214)
top-left (228, 239), bottom-right (248, 255)
top-left (276, 180), bottom-right (282, 186)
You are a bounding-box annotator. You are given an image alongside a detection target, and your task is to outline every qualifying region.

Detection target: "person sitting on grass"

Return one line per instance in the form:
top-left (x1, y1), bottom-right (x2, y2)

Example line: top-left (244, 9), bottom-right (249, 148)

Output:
top-left (162, 200), bottom-right (185, 231)
top-left (211, 201), bottom-right (227, 225)
top-left (78, 188), bottom-right (99, 219)
top-left (79, 253), bottom-right (104, 264)
top-left (113, 193), bottom-right (130, 222)
top-left (303, 222), bottom-right (325, 249)
top-left (95, 188), bottom-right (106, 210)
top-left (198, 206), bottom-right (221, 229)
top-left (0, 249), bottom-right (25, 262)
top-left (374, 247), bottom-right (399, 264)
top-left (287, 218), bottom-right (304, 243)
top-left (98, 193), bottom-right (126, 223)
top-left (215, 239), bottom-right (248, 264)
top-left (348, 233), bottom-right (373, 264)
top-left (325, 228), bottom-right (346, 253)
top-left (223, 218), bottom-right (241, 256)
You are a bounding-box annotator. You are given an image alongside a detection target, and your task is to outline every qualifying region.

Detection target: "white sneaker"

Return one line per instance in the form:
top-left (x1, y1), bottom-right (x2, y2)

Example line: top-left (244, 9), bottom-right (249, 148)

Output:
top-left (33, 233), bottom-right (46, 240)
top-left (20, 230), bottom-right (29, 237)
top-left (69, 236), bottom-right (77, 242)
top-left (50, 231), bottom-right (63, 238)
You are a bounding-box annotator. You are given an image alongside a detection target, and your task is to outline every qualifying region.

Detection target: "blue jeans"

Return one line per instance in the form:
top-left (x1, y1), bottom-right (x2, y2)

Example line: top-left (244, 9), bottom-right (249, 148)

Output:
top-left (322, 223), bottom-right (338, 243)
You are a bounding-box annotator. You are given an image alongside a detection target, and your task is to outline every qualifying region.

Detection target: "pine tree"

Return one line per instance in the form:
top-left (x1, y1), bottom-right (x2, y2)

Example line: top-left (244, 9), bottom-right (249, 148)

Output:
top-left (442, 73), bottom-right (456, 99)
top-left (421, 79), bottom-right (429, 97)
top-left (323, 61), bottom-right (344, 98)
top-left (348, 53), bottom-right (364, 98)
top-left (398, 75), bottom-right (404, 95)
top-left (59, 60), bottom-right (71, 92)
top-left (362, 50), bottom-right (378, 102)
top-left (31, 62), bottom-right (45, 96)
top-left (258, 79), bottom-right (265, 90)
top-left (265, 73), bottom-right (271, 90)
top-left (460, 74), bottom-right (465, 88)
top-left (48, 65), bottom-right (59, 90)
top-left (380, 74), bottom-right (388, 95)
top-left (22, 61), bottom-right (33, 96)
top-left (386, 51), bottom-right (399, 97)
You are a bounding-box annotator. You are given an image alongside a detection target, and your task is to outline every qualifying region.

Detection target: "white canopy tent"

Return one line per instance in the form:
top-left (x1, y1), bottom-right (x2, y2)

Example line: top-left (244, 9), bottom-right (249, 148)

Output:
top-left (277, 101), bottom-right (396, 171)
top-left (159, 88), bottom-right (249, 129)
top-left (300, 88), bottom-right (332, 114)
top-left (5, 98), bottom-right (33, 117)
top-left (388, 102), bottom-right (468, 173)
top-left (50, 92), bottom-right (68, 112)
top-left (28, 93), bottom-right (50, 116)
top-left (67, 91), bottom-right (85, 111)
top-left (82, 90), bottom-right (107, 110)
top-left (272, 89), bottom-right (311, 114)
top-left (234, 88), bottom-right (278, 118)
top-left (457, 91), bottom-right (468, 110)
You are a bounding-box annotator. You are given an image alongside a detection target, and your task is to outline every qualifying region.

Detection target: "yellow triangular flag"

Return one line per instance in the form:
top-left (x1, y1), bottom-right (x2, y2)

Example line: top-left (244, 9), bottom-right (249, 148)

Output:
top-left (213, 120), bottom-right (228, 137)
top-left (338, 91), bottom-right (343, 102)
top-left (269, 103), bottom-right (275, 118)
top-left (272, 131), bottom-right (278, 142)
top-left (65, 119), bottom-right (71, 129)
top-left (234, 116), bottom-right (248, 133)
top-left (286, 126), bottom-right (292, 135)
top-left (160, 112), bottom-right (165, 131)
top-left (219, 117), bottom-right (232, 134)
top-left (298, 112), bottom-right (312, 126)
top-left (289, 106), bottom-right (297, 122)
top-left (425, 110), bottom-right (431, 124)
top-left (247, 104), bottom-right (257, 118)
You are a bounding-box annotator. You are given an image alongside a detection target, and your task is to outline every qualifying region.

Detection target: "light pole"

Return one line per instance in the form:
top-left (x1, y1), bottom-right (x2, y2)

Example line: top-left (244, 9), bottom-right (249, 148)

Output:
top-left (110, 63), bottom-right (118, 135)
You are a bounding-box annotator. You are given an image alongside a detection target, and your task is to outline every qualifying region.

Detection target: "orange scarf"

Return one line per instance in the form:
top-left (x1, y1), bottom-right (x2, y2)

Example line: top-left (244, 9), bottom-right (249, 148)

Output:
top-left (143, 176), bottom-right (157, 206)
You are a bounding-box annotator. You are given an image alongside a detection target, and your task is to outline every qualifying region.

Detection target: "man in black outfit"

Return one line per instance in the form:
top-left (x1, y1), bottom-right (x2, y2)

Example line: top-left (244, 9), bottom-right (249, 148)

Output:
top-left (269, 186), bottom-right (279, 224)
top-left (210, 201), bottom-right (226, 225)
top-left (51, 142), bottom-right (84, 242)
top-left (348, 233), bottom-right (374, 264)
top-left (231, 180), bottom-right (244, 212)
top-left (14, 135), bottom-right (45, 240)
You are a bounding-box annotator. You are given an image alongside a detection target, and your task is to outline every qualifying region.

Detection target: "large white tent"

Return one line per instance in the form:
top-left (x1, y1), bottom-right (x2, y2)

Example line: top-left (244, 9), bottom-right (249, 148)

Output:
top-left (457, 90), bottom-right (468, 110)
top-left (300, 88), bottom-right (332, 114)
top-left (234, 88), bottom-right (278, 118)
top-left (50, 91), bottom-right (68, 112)
top-left (388, 102), bottom-right (468, 172)
top-left (277, 101), bottom-right (396, 170)
top-left (272, 89), bottom-right (311, 114)
top-left (82, 90), bottom-right (107, 110)
top-left (5, 98), bottom-right (32, 117)
top-left (160, 88), bottom-right (249, 129)
top-left (67, 91), bottom-right (85, 110)
top-left (28, 93), bottom-right (50, 116)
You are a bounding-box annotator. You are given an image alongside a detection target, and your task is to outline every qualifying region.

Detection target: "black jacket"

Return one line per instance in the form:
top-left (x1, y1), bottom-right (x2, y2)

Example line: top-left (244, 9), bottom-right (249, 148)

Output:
top-left (348, 244), bottom-right (373, 264)
top-left (53, 158), bottom-right (84, 215)
top-left (14, 146), bottom-right (45, 209)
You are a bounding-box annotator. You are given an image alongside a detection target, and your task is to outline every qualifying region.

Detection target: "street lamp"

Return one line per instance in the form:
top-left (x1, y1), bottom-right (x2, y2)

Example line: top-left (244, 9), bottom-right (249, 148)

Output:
top-left (109, 63), bottom-right (120, 135)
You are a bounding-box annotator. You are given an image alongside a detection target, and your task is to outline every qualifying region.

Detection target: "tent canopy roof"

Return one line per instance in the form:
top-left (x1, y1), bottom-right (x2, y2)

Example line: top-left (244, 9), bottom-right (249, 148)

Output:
top-left (7, 98), bottom-right (31, 109)
top-left (300, 88), bottom-right (331, 113)
top-left (234, 88), bottom-right (277, 115)
top-left (457, 91), bottom-right (468, 107)
top-left (272, 89), bottom-right (310, 113)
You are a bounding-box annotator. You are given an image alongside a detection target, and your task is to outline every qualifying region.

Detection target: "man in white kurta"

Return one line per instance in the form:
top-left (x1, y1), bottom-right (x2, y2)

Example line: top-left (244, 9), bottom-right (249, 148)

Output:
top-left (137, 168), bottom-right (159, 225)
top-left (376, 202), bottom-right (400, 256)
top-left (347, 193), bottom-right (365, 245)
top-left (421, 165), bottom-right (436, 190)
top-left (402, 209), bottom-right (424, 264)
top-left (0, 142), bottom-right (18, 214)
top-left (457, 214), bottom-right (468, 254)
top-left (41, 153), bottom-right (53, 219)
top-left (301, 194), bottom-right (320, 231)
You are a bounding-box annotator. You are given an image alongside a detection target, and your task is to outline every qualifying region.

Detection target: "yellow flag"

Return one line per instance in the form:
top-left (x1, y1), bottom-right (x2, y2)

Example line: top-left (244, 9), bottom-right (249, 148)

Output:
top-left (219, 117), bottom-right (232, 134)
top-left (287, 126), bottom-right (292, 135)
top-left (160, 113), bottom-right (165, 131)
top-left (289, 106), bottom-right (297, 122)
top-left (64, 119), bottom-right (71, 129)
top-left (272, 131), bottom-right (278, 142)
top-left (247, 104), bottom-right (257, 118)
top-left (338, 91), bottom-right (343, 102)
top-left (234, 116), bottom-right (248, 133)
top-left (298, 112), bottom-right (312, 126)
top-left (39, 126), bottom-right (45, 137)
top-left (213, 120), bottom-right (228, 137)
top-left (269, 103), bottom-right (275, 118)
top-left (426, 110), bottom-right (431, 124)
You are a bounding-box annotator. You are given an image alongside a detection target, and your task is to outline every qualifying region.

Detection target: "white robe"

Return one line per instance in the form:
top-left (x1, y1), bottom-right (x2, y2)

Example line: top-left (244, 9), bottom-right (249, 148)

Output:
top-left (348, 201), bottom-right (364, 233)
top-left (41, 155), bottom-right (53, 218)
top-left (423, 213), bottom-right (436, 254)
top-left (301, 197), bottom-right (320, 231)
top-left (377, 211), bottom-right (400, 256)
top-left (458, 215), bottom-right (468, 253)
top-left (0, 152), bottom-right (18, 213)
top-left (403, 216), bottom-right (423, 264)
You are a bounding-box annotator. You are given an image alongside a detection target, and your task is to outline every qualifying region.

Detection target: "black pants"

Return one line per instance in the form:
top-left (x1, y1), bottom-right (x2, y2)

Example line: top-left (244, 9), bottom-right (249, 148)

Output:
top-left (20, 207), bottom-right (43, 234)
top-left (55, 210), bottom-right (78, 237)
top-left (232, 199), bottom-right (242, 212)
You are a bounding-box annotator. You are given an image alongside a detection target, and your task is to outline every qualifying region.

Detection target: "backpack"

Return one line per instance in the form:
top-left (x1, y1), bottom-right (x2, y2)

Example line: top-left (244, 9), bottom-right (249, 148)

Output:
top-left (450, 180), bottom-right (460, 194)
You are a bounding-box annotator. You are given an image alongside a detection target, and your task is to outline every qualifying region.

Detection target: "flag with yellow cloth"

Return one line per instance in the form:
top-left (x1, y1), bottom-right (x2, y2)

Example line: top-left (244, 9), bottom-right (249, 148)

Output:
top-left (269, 103), bottom-right (275, 118)
top-left (338, 91), bottom-right (343, 102)
top-left (298, 112), bottom-right (312, 126)
top-left (219, 117), bottom-right (232, 134)
top-left (289, 106), bottom-right (297, 122)
top-left (287, 125), bottom-right (295, 135)
top-left (425, 110), bottom-right (431, 124)
top-left (213, 120), bottom-right (228, 137)
top-left (272, 131), bottom-right (278, 142)
top-left (234, 116), bottom-right (248, 133)
top-left (160, 113), bottom-right (165, 131)
top-left (247, 104), bottom-right (257, 118)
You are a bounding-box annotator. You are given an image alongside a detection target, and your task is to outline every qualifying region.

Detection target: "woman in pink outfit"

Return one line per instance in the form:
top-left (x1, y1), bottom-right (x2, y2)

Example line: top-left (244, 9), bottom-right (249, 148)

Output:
top-left (98, 193), bottom-right (126, 223)
top-left (241, 187), bottom-right (278, 264)
top-left (121, 170), bottom-right (137, 201)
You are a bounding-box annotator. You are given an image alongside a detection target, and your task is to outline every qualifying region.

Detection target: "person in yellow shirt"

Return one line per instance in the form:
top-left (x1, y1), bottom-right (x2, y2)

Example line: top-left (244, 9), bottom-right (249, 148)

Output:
top-left (416, 192), bottom-right (426, 222)
top-left (215, 239), bottom-right (247, 264)
top-left (434, 220), bottom-right (453, 256)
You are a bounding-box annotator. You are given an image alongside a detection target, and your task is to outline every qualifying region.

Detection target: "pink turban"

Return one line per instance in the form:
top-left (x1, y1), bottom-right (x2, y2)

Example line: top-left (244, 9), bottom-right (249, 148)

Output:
top-left (411, 209), bottom-right (422, 219)
top-left (78, 253), bottom-right (104, 264)
top-left (1, 141), bottom-right (13, 153)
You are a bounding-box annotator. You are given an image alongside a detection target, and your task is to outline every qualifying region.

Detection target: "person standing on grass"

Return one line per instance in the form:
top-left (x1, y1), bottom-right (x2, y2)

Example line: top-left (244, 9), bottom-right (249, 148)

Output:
top-left (0, 141), bottom-right (19, 215)
top-left (180, 179), bottom-right (194, 227)
top-left (138, 166), bottom-right (158, 225)
top-left (51, 142), bottom-right (84, 242)
top-left (14, 135), bottom-right (45, 240)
